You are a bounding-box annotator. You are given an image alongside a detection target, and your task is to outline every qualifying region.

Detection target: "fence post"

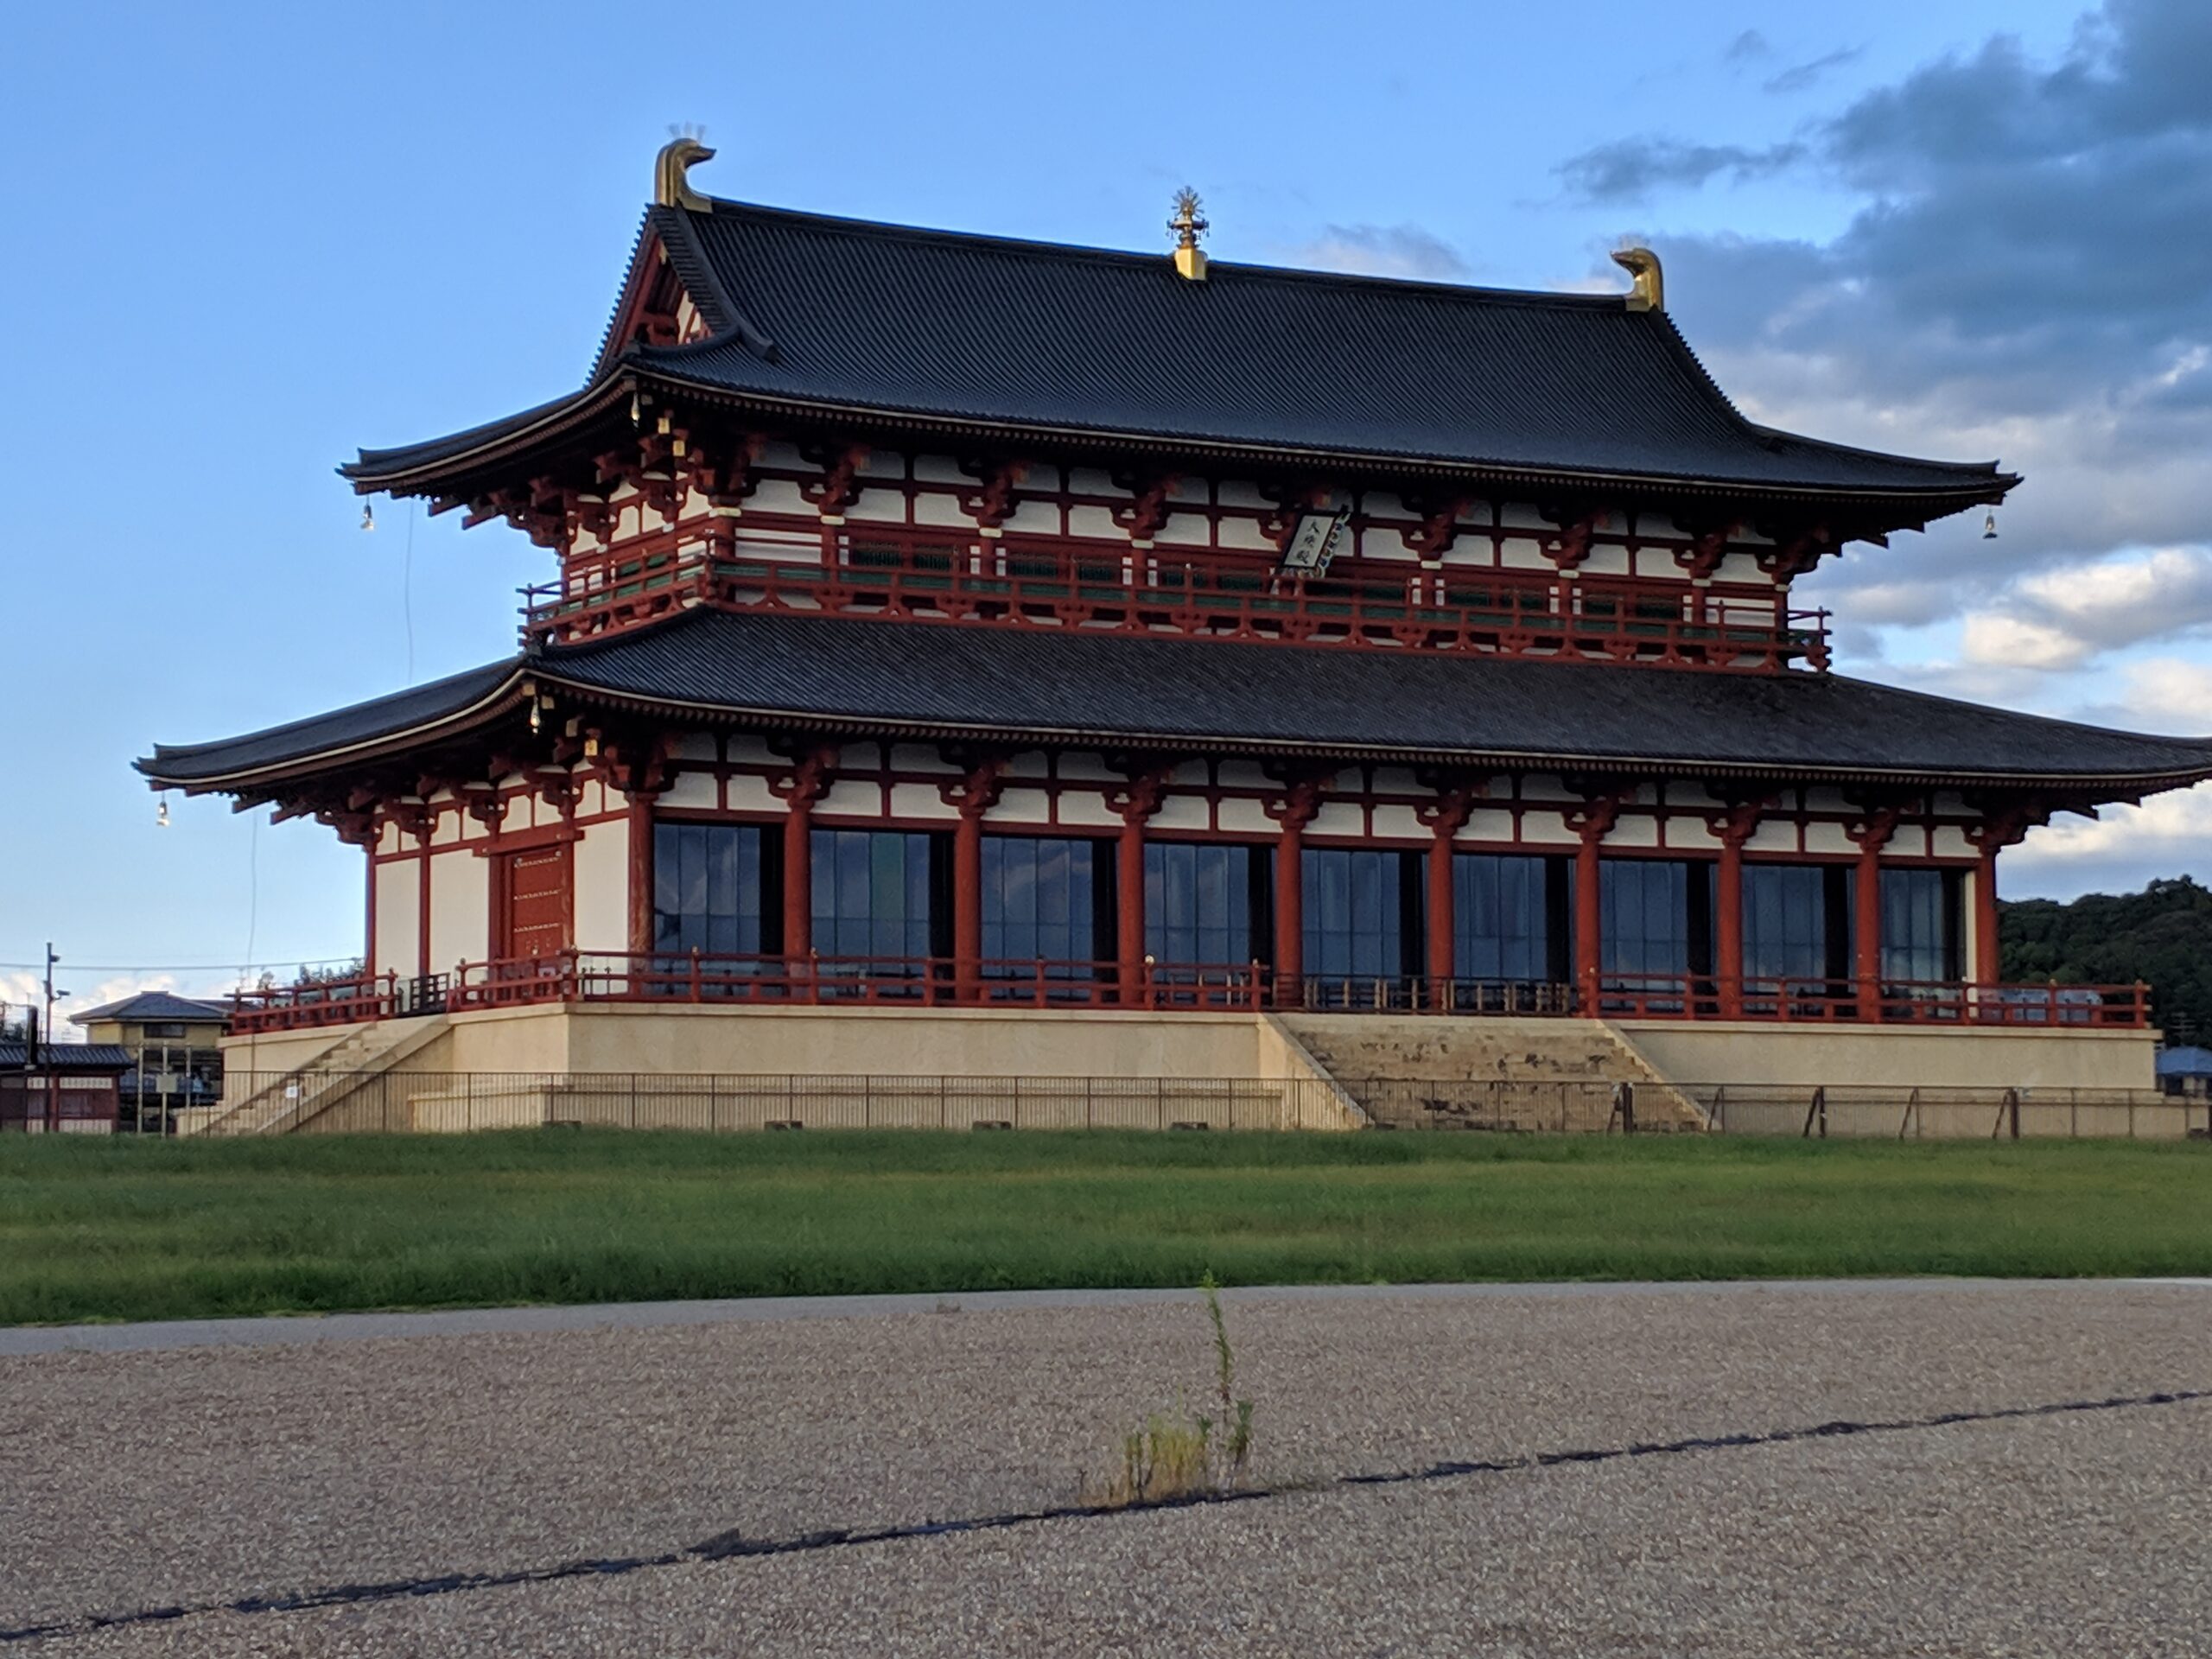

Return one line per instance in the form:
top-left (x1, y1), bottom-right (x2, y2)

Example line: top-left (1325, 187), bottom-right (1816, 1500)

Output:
top-left (467, 1071), bottom-right (476, 1134)
top-left (1802, 1086), bottom-right (1827, 1139)
top-left (631, 1073), bottom-right (639, 1130)
top-left (2008, 1087), bottom-right (2021, 1141)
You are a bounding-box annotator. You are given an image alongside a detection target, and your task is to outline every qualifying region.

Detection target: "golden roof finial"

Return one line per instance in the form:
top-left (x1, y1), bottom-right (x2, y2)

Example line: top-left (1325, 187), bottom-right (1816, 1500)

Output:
top-left (655, 128), bottom-right (715, 213)
top-left (1169, 187), bottom-right (1209, 283)
top-left (1611, 245), bottom-right (1663, 312)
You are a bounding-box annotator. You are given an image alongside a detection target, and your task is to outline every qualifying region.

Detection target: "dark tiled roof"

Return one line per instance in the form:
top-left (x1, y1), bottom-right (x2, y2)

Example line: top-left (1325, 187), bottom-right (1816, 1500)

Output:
top-left (347, 200), bottom-right (2012, 508)
top-left (138, 661), bottom-right (521, 785)
top-left (68, 992), bottom-right (232, 1026)
top-left (0, 1044), bottom-right (135, 1071)
top-left (138, 611), bottom-right (2212, 793)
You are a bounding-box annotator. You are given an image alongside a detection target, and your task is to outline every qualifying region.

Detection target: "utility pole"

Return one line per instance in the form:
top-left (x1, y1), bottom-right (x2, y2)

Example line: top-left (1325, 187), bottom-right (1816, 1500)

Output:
top-left (41, 943), bottom-right (61, 1063)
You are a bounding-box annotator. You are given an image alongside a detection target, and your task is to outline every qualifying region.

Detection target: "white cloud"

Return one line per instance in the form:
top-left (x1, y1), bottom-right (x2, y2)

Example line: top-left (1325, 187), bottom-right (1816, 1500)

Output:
top-left (2007, 783), bottom-right (2212, 898)
top-left (1960, 611), bottom-right (2090, 671)
top-left (2113, 658), bottom-right (2212, 727)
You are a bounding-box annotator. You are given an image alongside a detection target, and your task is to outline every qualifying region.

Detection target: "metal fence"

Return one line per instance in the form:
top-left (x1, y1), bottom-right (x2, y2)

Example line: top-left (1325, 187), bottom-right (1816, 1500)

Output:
top-left (180, 1071), bottom-right (2212, 1140)
top-left (195, 1072), bottom-right (1368, 1136)
top-left (1685, 1084), bottom-right (2211, 1141)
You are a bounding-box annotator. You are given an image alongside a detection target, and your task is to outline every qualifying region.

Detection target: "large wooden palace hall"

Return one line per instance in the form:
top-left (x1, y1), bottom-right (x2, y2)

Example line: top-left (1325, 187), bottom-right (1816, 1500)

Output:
top-left (144, 142), bottom-right (2212, 1102)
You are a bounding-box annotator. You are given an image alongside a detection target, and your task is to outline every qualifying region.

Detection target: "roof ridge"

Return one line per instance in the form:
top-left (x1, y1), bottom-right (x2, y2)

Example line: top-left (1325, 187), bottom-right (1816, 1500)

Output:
top-left (685, 195), bottom-right (1631, 312)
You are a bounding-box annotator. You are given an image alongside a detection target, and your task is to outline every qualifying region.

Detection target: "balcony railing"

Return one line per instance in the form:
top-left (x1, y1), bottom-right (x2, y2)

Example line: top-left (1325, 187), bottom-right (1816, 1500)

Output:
top-left (522, 529), bottom-right (1831, 671)
top-left (226, 956), bottom-right (2151, 1032)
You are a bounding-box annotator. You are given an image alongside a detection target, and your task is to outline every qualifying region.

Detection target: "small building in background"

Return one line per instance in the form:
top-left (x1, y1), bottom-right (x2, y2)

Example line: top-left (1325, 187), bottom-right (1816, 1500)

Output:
top-left (0, 1044), bottom-right (135, 1134)
top-left (2157, 1046), bottom-right (2212, 1099)
top-left (69, 993), bottom-right (232, 1131)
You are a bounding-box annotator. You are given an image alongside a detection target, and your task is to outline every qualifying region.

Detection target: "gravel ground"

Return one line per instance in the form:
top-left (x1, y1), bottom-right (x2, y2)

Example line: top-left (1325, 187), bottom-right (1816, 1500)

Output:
top-left (5, 1281), bottom-right (2209, 1655)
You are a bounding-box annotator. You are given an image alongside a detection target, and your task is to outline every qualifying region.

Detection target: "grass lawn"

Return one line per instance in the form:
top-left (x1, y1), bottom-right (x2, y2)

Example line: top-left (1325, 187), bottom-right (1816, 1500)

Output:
top-left (3, 1130), bottom-right (2209, 1325)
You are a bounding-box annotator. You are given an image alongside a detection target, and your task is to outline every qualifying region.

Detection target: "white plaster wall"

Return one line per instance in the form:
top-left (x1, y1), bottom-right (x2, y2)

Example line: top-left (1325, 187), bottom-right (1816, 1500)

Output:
top-left (373, 861), bottom-right (420, 980)
top-left (428, 846), bottom-right (490, 977)
top-left (574, 817), bottom-right (631, 953)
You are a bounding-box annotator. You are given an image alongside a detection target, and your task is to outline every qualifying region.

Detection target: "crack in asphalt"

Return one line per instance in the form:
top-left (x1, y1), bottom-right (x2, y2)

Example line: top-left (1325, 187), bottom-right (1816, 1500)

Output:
top-left (4, 1387), bottom-right (2203, 1646)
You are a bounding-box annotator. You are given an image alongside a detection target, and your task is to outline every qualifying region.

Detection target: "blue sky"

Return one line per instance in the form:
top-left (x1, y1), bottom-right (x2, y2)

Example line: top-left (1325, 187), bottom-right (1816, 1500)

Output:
top-left (5, 0), bottom-right (2203, 1025)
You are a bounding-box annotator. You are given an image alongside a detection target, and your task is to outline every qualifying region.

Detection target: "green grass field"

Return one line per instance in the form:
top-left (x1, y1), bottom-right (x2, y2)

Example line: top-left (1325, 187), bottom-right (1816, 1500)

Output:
top-left (3, 1130), bottom-right (2208, 1326)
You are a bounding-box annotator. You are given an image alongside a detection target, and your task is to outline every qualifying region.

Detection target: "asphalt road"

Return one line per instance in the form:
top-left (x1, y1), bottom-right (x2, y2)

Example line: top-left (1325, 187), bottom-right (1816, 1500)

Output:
top-left (5, 1281), bottom-right (2209, 1656)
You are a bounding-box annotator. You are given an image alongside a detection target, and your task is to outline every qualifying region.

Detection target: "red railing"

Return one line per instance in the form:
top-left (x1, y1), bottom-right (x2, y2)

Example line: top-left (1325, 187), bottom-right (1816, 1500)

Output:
top-left (446, 953), bottom-right (1268, 1013)
top-left (227, 973), bottom-right (404, 1034)
top-left (522, 530), bottom-right (1830, 671)
top-left (221, 957), bottom-right (2147, 1030)
top-left (1591, 975), bottom-right (2152, 1027)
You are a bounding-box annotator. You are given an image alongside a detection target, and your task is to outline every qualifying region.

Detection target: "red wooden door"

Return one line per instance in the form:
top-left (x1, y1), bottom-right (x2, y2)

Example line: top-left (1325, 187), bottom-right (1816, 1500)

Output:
top-left (499, 845), bottom-right (573, 959)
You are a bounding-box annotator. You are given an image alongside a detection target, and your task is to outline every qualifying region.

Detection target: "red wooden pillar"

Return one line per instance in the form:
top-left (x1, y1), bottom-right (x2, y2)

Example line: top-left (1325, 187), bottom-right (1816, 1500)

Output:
top-left (1107, 769), bottom-right (1171, 1006)
top-left (1715, 842), bottom-right (1745, 1019)
top-left (1709, 799), bottom-right (1764, 1020)
top-left (1567, 795), bottom-right (1621, 1014)
top-left (1266, 779), bottom-right (1327, 1008)
top-left (940, 757), bottom-right (1009, 1002)
top-left (771, 747), bottom-right (838, 968)
top-left (1418, 781), bottom-right (1483, 1005)
top-left (626, 791), bottom-right (658, 957)
top-left (1965, 801), bottom-right (2039, 989)
top-left (1847, 806), bottom-right (1903, 1021)
top-left (1426, 834), bottom-right (1455, 990)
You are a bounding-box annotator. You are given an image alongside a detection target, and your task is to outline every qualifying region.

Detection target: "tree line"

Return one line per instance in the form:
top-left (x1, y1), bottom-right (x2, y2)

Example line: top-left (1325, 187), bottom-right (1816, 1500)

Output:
top-left (2001, 876), bottom-right (2212, 1046)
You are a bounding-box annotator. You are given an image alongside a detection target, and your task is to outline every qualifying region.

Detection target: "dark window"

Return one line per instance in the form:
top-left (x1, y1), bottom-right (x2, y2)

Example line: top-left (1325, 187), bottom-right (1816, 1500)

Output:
top-left (1601, 859), bottom-right (1704, 979)
top-left (653, 823), bottom-right (766, 957)
top-left (1882, 868), bottom-right (1963, 982)
top-left (1302, 849), bottom-right (1408, 980)
top-left (141, 1021), bottom-right (188, 1039)
top-left (982, 836), bottom-right (1098, 968)
top-left (1743, 864), bottom-right (1821, 981)
top-left (1452, 854), bottom-right (1553, 982)
top-left (812, 830), bottom-right (938, 962)
top-left (1145, 842), bottom-right (1266, 965)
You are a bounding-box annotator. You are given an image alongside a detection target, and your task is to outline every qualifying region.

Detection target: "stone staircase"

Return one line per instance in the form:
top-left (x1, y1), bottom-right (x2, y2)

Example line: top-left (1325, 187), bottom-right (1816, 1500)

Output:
top-left (194, 1017), bottom-right (450, 1135)
top-left (1274, 1013), bottom-right (1709, 1133)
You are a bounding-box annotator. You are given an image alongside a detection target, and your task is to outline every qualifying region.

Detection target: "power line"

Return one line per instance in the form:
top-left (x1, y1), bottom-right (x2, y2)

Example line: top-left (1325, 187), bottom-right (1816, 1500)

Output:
top-left (0, 956), bottom-right (360, 974)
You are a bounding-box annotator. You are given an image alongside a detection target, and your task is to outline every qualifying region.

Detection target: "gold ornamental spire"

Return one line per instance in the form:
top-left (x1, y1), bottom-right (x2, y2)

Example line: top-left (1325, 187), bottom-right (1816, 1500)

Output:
top-left (1169, 187), bottom-right (1209, 282)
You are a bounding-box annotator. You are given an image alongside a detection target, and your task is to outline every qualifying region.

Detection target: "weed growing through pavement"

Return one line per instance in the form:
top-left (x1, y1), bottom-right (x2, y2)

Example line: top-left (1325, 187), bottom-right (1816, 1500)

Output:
top-left (1084, 1272), bottom-right (1255, 1507)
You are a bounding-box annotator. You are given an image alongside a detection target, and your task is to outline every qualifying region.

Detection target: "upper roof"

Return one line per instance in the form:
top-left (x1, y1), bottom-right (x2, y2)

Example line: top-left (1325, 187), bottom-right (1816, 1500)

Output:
top-left (139, 609), bottom-right (2212, 797)
top-left (345, 195), bottom-right (2015, 517)
top-left (67, 992), bottom-right (232, 1027)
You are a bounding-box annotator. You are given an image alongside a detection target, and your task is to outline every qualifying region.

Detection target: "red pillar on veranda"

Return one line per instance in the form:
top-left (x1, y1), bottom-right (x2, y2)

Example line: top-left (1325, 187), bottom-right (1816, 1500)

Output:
top-left (1974, 846), bottom-right (2003, 987)
top-left (772, 747), bottom-right (838, 973)
top-left (1426, 833), bottom-right (1455, 990)
top-left (939, 758), bottom-right (1007, 1001)
top-left (1567, 796), bottom-right (1620, 1015)
top-left (1848, 808), bottom-right (1902, 1020)
top-left (1107, 770), bottom-right (1169, 1007)
top-left (1714, 839), bottom-right (1745, 1019)
top-left (1267, 779), bottom-right (1326, 1007)
top-left (1418, 783), bottom-right (1481, 1004)
top-left (1708, 800), bottom-right (1764, 1020)
top-left (626, 791), bottom-right (657, 957)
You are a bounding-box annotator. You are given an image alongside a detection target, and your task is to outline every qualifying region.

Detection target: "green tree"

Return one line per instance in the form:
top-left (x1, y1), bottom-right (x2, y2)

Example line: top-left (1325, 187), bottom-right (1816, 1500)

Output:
top-left (2000, 876), bottom-right (2212, 1043)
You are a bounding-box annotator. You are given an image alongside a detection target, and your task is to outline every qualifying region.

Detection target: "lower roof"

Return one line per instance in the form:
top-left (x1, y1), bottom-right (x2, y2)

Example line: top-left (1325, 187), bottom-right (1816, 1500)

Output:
top-left (0, 1044), bottom-right (136, 1071)
top-left (140, 611), bottom-right (2212, 796)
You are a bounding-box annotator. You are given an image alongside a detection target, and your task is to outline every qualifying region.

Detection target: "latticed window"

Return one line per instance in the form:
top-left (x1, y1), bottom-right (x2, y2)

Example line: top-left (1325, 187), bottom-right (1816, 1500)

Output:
top-left (981, 836), bottom-right (1099, 969)
top-left (812, 830), bottom-right (938, 962)
top-left (1881, 868), bottom-right (1963, 982)
top-left (1145, 842), bottom-right (1264, 965)
top-left (1452, 854), bottom-right (1555, 982)
top-left (653, 823), bottom-right (766, 957)
top-left (1302, 848), bottom-right (1410, 980)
